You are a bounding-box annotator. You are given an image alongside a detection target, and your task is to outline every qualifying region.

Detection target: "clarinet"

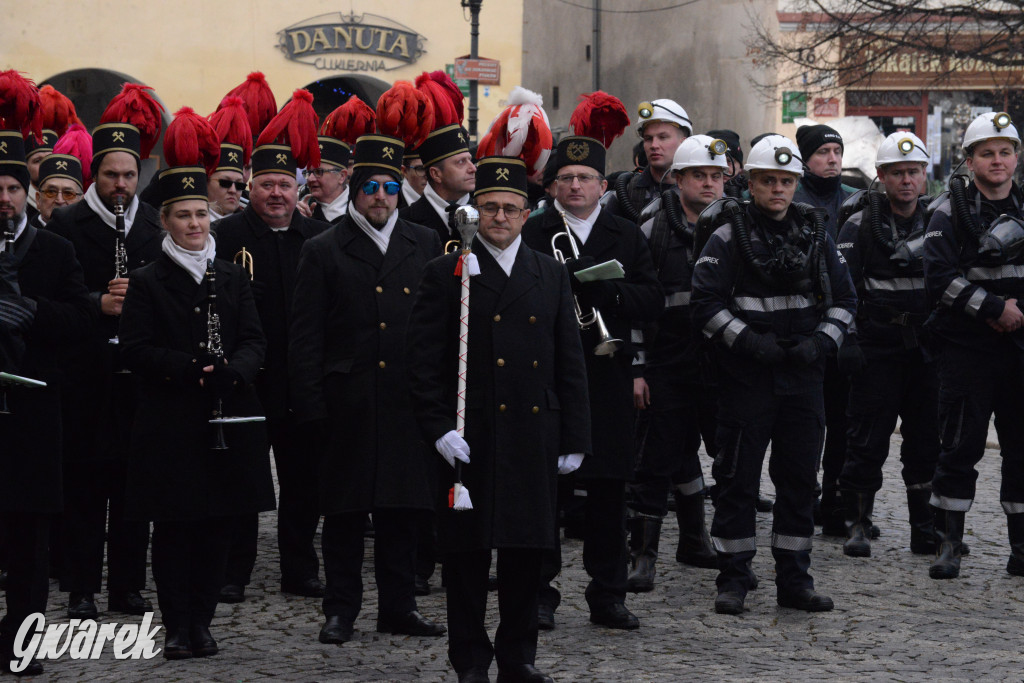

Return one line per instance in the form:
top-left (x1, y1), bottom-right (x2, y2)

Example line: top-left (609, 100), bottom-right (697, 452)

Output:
top-left (205, 260), bottom-right (229, 450)
top-left (109, 198), bottom-right (128, 352)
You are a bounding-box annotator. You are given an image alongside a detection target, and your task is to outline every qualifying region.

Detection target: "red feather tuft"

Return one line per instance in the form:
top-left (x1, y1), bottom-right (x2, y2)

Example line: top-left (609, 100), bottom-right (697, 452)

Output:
top-left (208, 95), bottom-right (253, 165)
top-left (375, 82), bottom-right (434, 149)
top-left (255, 89), bottom-right (320, 169)
top-left (99, 83), bottom-right (165, 158)
top-left (477, 87), bottom-right (552, 174)
top-left (54, 123), bottom-right (93, 189)
top-left (164, 107), bottom-right (221, 177)
top-left (569, 91), bottom-right (630, 149)
top-left (38, 85), bottom-right (81, 137)
top-left (319, 97), bottom-right (376, 146)
top-left (0, 70), bottom-right (42, 142)
top-left (222, 72), bottom-right (276, 139)
top-left (414, 70), bottom-right (464, 127)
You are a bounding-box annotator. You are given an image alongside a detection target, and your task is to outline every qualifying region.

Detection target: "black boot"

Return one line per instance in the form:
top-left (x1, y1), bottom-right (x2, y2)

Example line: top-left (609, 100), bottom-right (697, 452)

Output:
top-left (1006, 512), bottom-right (1024, 576)
top-left (907, 485), bottom-right (936, 555)
top-left (841, 490), bottom-right (873, 558)
top-left (929, 507), bottom-right (964, 580)
top-left (626, 514), bottom-right (661, 593)
top-left (674, 491), bottom-right (717, 569)
top-left (819, 486), bottom-right (846, 537)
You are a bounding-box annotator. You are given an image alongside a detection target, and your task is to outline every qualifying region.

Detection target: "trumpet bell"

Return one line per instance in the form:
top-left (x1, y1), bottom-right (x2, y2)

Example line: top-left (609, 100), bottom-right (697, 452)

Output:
top-left (594, 337), bottom-right (623, 356)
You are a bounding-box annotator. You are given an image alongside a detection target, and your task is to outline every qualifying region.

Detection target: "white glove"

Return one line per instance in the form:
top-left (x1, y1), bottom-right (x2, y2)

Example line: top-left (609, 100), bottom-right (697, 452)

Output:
top-left (435, 430), bottom-right (471, 468)
top-left (557, 453), bottom-right (585, 475)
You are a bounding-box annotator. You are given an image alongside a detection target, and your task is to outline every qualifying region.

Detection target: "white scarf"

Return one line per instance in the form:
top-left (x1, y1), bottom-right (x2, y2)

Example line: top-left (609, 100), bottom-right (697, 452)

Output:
top-left (321, 185), bottom-right (349, 222)
top-left (208, 206), bottom-right (225, 223)
top-left (401, 178), bottom-right (421, 206)
top-left (84, 184), bottom-right (140, 233)
top-left (349, 206), bottom-right (398, 254)
top-left (161, 232), bottom-right (217, 284)
top-left (0, 214), bottom-right (28, 254)
top-left (26, 183), bottom-right (37, 210)
top-left (554, 200), bottom-right (601, 245)
top-left (478, 233), bottom-right (521, 277)
top-left (423, 184), bottom-right (468, 228)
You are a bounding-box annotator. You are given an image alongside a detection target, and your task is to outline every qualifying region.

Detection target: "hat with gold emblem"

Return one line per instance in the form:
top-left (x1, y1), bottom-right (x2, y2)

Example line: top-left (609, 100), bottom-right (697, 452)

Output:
top-left (554, 91), bottom-right (630, 176)
top-left (157, 107), bottom-right (220, 206)
top-left (37, 153), bottom-right (83, 190)
top-left (474, 157), bottom-right (528, 199)
top-left (252, 89), bottom-right (320, 179)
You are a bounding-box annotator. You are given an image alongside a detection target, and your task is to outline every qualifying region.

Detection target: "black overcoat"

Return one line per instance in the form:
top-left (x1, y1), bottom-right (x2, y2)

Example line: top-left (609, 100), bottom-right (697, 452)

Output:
top-left (0, 227), bottom-right (92, 513)
top-left (522, 206), bottom-right (663, 479)
top-left (407, 241), bottom-right (592, 552)
top-left (289, 217), bottom-right (441, 515)
top-left (118, 254), bottom-right (275, 522)
top-left (399, 195), bottom-right (453, 248)
top-left (47, 199), bottom-right (164, 462)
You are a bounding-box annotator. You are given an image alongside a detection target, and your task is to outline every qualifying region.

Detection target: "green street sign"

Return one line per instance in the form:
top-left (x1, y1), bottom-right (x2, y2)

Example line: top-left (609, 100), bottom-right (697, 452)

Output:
top-left (445, 64), bottom-right (471, 98)
top-left (782, 91), bottom-right (807, 124)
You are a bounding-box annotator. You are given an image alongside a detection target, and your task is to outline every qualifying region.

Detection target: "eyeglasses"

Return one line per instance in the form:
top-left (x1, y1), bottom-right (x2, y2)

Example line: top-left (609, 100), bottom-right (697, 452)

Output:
top-left (555, 173), bottom-right (602, 184)
top-left (477, 203), bottom-right (526, 219)
top-left (360, 180), bottom-right (401, 196)
top-left (306, 168), bottom-right (341, 178)
top-left (217, 179), bottom-right (246, 191)
top-left (40, 188), bottom-right (82, 201)
top-left (407, 166), bottom-right (426, 175)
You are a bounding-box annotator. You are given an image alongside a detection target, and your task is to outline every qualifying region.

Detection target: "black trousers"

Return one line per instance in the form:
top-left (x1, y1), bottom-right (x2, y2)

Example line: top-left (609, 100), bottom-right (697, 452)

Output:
top-left (710, 375), bottom-right (823, 597)
top-left (223, 514), bottom-right (258, 587)
top-left (629, 371), bottom-right (717, 517)
top-left (60, 459), bottom-right (149, 594)
top-left (446, 548), bottom-right (542, 676)
top-left (269, 416), bottom-right (322, 585)
top-left (838, 351), bottom-right (939, 493)
top-left (321, 509), bottom-right (417, 623)
top-left (820, 357), bottom-right (850, 495)
top-left (931, 341), bottom-right (1024, 510)
top-left (0, 512), bottom-right (49, 664)
top-left (151, 518), bottom-right (231, 630)
top-left (539, 478), bottom-right (628, 612)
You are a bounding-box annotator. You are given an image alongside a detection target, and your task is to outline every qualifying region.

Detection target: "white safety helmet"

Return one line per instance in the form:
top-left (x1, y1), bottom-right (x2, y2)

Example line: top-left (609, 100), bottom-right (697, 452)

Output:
top-left (962, 111), bottom-right (1020, 154)
top-left (876, 132), bottom-right (930, 167)
top-left (744, 134), bottom-right (803, 176)
top-left (670, 134), bottom-right (730, 172)
top-left (636, 99), bottom-right (692, 137)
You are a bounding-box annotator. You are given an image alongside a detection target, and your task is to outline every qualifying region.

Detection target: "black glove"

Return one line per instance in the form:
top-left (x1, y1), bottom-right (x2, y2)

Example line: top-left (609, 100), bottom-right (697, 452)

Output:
top-left (787, 333), bottom-right (834, 365)
top-left (249, 279), bottom-right (266, 302)
top-left (836, 342), bottom-right (867, 375)
top-left (578, 280), bottom-right (616, 309)
top-left (735, 329), bottom-right (785, 366)
top-left (565, 255), bottom-right (596, 292)
top-left (205, 361), bottom-right (243, 399)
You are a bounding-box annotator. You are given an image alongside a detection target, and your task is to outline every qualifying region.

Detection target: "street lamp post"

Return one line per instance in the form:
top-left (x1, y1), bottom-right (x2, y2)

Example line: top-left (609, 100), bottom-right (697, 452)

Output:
top-left (462, 0), bottom-right (482, 139)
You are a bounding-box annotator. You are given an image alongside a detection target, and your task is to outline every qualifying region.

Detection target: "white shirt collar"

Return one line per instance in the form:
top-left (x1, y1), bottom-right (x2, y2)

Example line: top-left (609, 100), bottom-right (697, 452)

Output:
top-left (553, 200), bottom-right (601, 245)
top-left (478, 234), bottom-right (521, 277)
top-left (423, 184), bottom-right (469, 229)
top-left (321, 186), bottom-right (350, 222)
top-left (401, 179), bottom-right (421, 206)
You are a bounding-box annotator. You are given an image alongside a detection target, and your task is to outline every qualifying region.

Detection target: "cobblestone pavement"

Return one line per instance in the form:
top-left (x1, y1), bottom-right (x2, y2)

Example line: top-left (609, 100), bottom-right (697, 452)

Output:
top-left (15, 424), bottom-right (1024, 682)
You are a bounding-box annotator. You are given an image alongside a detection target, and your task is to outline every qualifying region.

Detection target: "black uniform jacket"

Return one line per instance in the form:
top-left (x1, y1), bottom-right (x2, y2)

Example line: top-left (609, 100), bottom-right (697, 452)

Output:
top-left (214, 206), bottom-right (329, 419)
top-left (47, 198), bottom-right (163, 462)
top-left (522, 206), bottom-right (663, 479)
top-left (289, 216), bottom-right (441, 515)
top-left (0, 226), bottom-right (92, 513)
top-left (400, 194), bottom-right (455, 248)
top-left (407, 240), bottom-right (592, 552)
top-left (119, 255), bottom-right (275, 522)
top-left (310, 203), bottom-right (345, 226)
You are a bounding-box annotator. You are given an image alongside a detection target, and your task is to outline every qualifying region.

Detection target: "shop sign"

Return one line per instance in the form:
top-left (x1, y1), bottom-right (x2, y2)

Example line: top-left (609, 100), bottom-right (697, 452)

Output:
top-left (840, 38), bottom-right (1024, 89)
top-left (813, 97), bottom-right (840, 117)
top-left (454, 57), bottom-right (501, 85)
top-left (278, 12), bottom-right (425, 72)
top-left (782, 91), bottom-right (807, 123)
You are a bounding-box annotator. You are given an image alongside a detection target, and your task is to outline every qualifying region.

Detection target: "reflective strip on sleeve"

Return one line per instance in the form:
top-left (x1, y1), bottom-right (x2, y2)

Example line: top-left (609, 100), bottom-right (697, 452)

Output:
top-left (631, 328), bottom-right (644, 343)
top-left (722, 318), bottom-right (748, 348)
top-left (712, 536), bottom-right (757, 554)
top-left (1002, 501), bottom-right (1024, 514)
top-left (825, 307), bottom-right (854, 325)
top-left (703, 309), bottom-right (734, 338)
top-left (771, 533), bottom-right (813, 552)
top-left (816, 322), bottom-right (843, 345)
top-left (732, 294), bottom-right (817, 313)
top-left (964, 289), bottom-right (987, 317)
top-left (941, 277), bottom-right (971, 307)
top-left (929, 493), bottom-right (972, 512)
top-left (632, 350), bottom-right (646, 366)
top-left (674, 476), bottom-right (705, 497)
top-left (864, 277), bottom-right (925, 292)
top-left (966, 264), bottom-right (1024, 281)
top-left (665, 291), bottom-right (692, 309)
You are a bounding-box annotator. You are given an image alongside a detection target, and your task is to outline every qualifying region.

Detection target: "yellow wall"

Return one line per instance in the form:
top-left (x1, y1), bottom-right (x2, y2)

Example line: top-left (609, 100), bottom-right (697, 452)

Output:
top-left (1, 1), bottom-right (523, 130)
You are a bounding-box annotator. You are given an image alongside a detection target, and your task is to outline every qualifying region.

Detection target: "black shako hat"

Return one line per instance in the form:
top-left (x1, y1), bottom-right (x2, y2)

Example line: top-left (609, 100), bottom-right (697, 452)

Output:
top-left (317, 136), bottom-right (352, 169)
top-left (25, 129), bottom-right (58, 159)
top-left (216, 143), bottom-right (245, 174)
top-left (554, 135), bottom-right (606, 176)
top-left (251, 144), bottom-right (296, 179)
top-left (37, 153), bottom-right (83, 189)
top-left (157, 166), bottom-right (208, 207)
top-left (417, 124), bottom-right (470, 168)
top-left (0, 131), bottom-right (30, 191)
top-left (349, 134), bottom-right (405, 190)
top-left (473, 157), bottom-right (528, 199)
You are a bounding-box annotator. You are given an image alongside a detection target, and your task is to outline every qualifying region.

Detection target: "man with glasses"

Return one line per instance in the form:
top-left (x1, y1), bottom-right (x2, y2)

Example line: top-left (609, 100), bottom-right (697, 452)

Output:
top-left (305, 135), bottom-right (350, 225)
top-left (290, 133), bottom-right (444, 645)
top-left (214, 138), bottom-right (330, 604)
top-left (31, 153), bottom-right (84, 228)
top-left (208, 143), bottom-right (247, 222)
top-left (398, 150), bottom-right (426, 210)
top-left (400, 124), bottom-right (476, 248)
top-left (523, 134), bottom-right (663, 631)
top-left (23, 130), bottom-right (58, 222)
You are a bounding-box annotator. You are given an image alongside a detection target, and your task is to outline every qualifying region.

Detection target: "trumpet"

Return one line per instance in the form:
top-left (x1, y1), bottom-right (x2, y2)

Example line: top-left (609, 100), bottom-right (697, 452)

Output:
top-left (233, 247), bottom-right (254, 280)
top-left (444, 239), bottom-right (461, 254)
top-left (551, 211), bottom-right (623, 357)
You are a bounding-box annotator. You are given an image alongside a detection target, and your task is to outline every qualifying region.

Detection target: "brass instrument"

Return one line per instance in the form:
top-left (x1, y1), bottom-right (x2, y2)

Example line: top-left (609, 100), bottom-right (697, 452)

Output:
top-left (233, 247), bottom-right (254, 280)
top-left (551, 211), bottom-right (623, 357)
top-left (444, 239), bottom-right (461, 254)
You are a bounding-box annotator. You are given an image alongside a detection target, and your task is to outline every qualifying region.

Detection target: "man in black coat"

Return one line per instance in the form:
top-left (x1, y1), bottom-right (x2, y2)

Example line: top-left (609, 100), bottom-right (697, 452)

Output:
top-left (290, 134), bottom-right (445, 645)
top-left (214, 142), bottom-right (330, 602)
top-left (408, 156), bottom-right (592, 683)
top-left (47, 121), bottom-right (161, 620)
top-left (0, 130), bottom-right (94, 677)
top-left (305, 136), bottom-right (350, 225)
top-left (522, 135), bottom-right (664, 631)
top-left (399, 124), bottom-right (476, 249)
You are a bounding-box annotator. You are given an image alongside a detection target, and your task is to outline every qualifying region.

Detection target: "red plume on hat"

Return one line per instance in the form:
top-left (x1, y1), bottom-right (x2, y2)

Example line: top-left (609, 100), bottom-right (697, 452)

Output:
top-left (414, 70), bottom-right (464, 127)
top-left (54, 123), bottom-right (93, 188)
top-left (164, 107), bottom-right (220, 177)
top-left (569, 91), bottom-right (629, 149)
top-left (478, 86), bottom-right (552, 175)
top-left (99, 83), bottom-right (165, 158)
top-left (221, 72), bottom-right (276, 140)
top-left (209, 95), bottom-right (253, 165)
top-left (39, 85), bottom-right (81, 137)
top-left (319, 97), bottom-right (376, 146)
top-left (0, 70), bottom-right (42, 141)
top-left (255, 89), bottom-right (320, 169)
top-left (376, 81), bottom-right (434, 149)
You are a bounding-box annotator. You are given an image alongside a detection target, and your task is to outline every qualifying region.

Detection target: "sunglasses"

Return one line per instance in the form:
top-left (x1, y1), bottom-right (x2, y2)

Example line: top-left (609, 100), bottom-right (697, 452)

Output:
top-left (40, 188), bottom-right (82, 201)
top-left (360, 180), bottom-right (401, 196)
top-left (217, 179), bottom-right (246, 191)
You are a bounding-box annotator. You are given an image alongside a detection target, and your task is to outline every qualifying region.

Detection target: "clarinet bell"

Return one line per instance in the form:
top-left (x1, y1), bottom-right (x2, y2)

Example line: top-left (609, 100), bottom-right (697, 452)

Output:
top-left (211, 422), bottom-right (229, 451)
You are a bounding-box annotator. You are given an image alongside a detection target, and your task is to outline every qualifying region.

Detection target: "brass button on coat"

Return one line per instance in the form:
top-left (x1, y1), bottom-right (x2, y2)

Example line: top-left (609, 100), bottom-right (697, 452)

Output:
top-left (375, 286), bottom-right (383, 293)
top-left (493, 315), bottom-right (501, 322)
top-left (533, 361), bottom-right (538, 368)
top-left (403, 287), bottom-right (411, 294)
top-left (379, 322), bottom-right (387, 329)
top-left (532, 406), bottom-right (540, 414)
top-left (529, 316), bottom-right (537, 324)
top-left (378, 361), bottom-right (386, 369)
top-left (496, 358), bottom-right (505, 367)
top-left (499, 404), bottom-right (507, 412)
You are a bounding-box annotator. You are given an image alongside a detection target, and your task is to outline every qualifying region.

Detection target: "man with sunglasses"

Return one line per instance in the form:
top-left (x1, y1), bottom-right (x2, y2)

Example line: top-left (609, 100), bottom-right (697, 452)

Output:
top-left (208, 143), bottom-right (247, 222)
top-left (290, 133), bottom-right (444, 645)
top-left (305, 136), bottom-right (351, 225)
top-left (400, 124), bottom-right (476, 248)
top-left (31, 153), bottom-right (84, 228)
